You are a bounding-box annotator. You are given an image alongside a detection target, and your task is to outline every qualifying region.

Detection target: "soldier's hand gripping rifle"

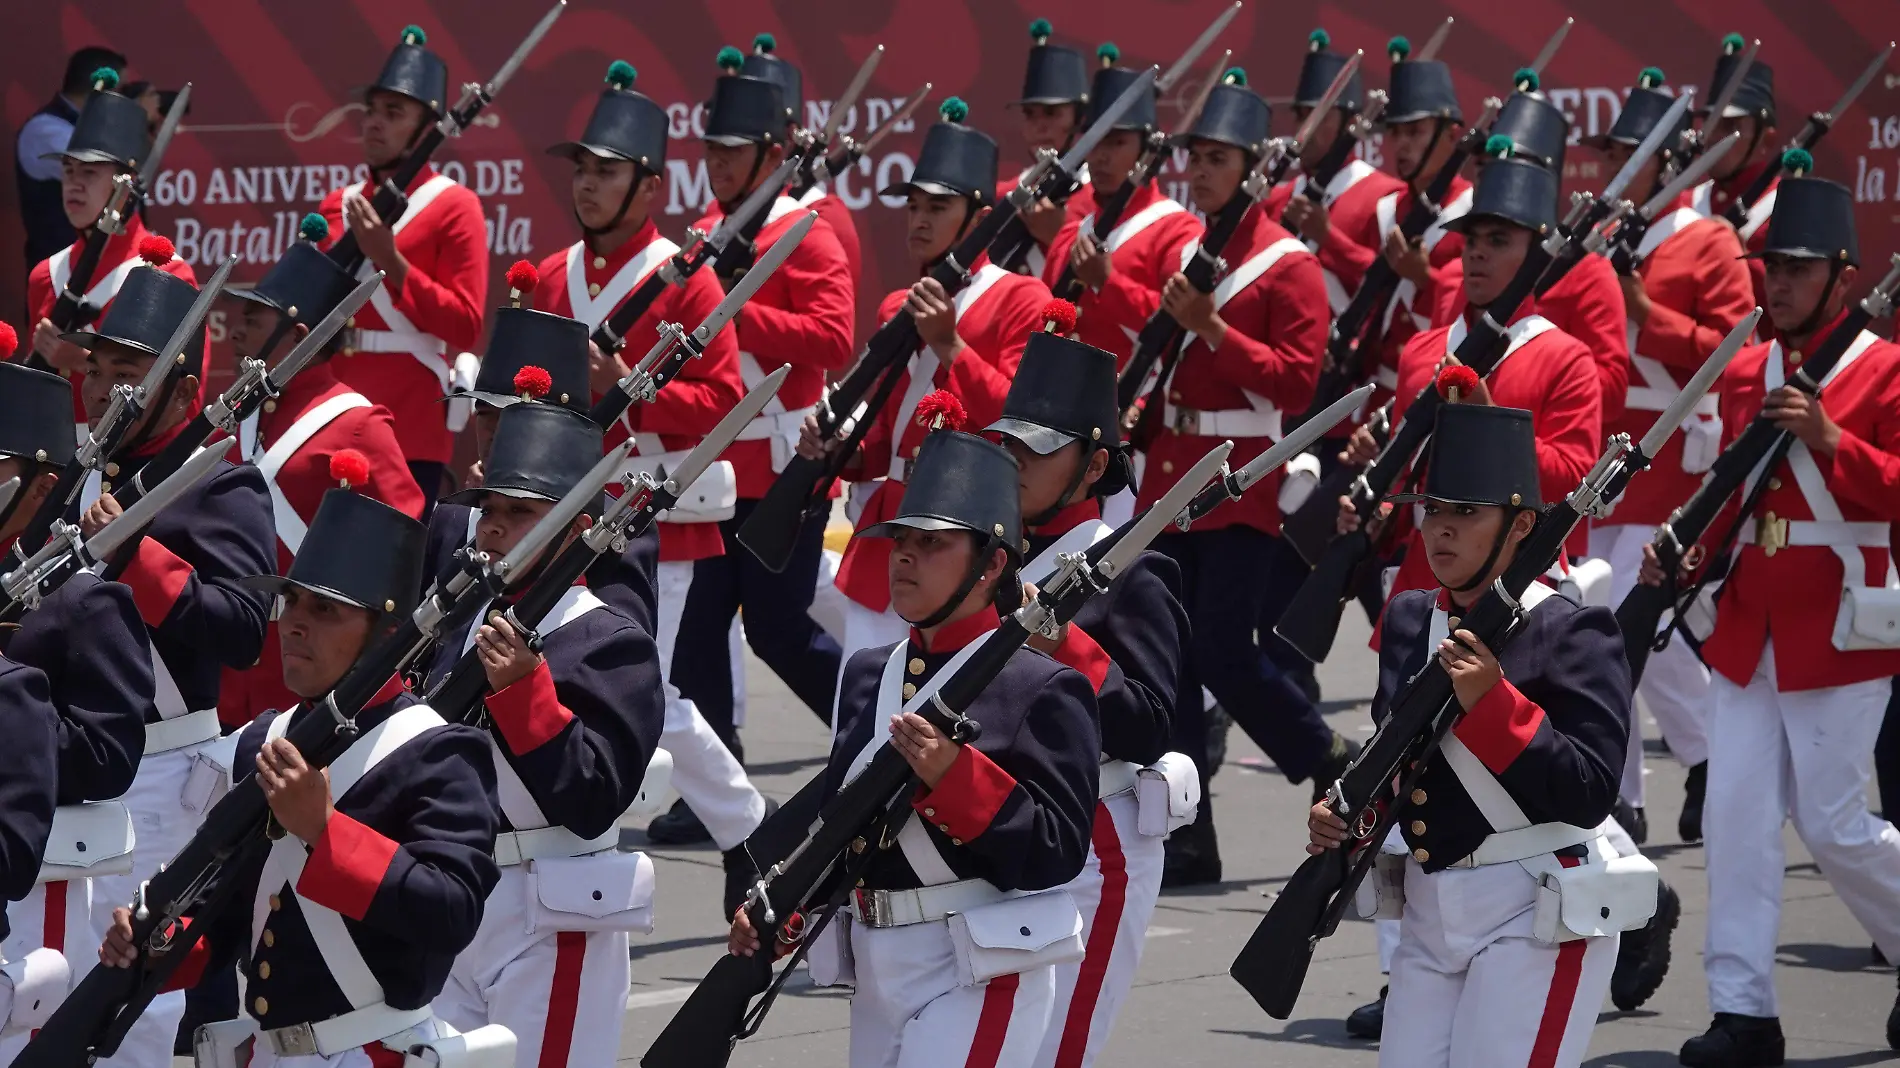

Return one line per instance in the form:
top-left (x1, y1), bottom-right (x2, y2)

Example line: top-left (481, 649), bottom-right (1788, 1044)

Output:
top-left (26, 82), bottom-right (194, 373)
top-left (1618, 255), bottom-right (1900, 683)
top-left (12, 433), bottom-right (619, 1068)
top-left (1721, 42), bottom-right (1893, 231)
top-left (736, 69), bottom-right (1160, 573)
top-left (788, 46), bottom-right (887, 200)
top-left (1231, 320), bottom-right (1747, 1021)
top-left (325, 1), bottom-right (564, 274)
top-left (10, 254), bottom-right (234, 563)
top-left (645, 439), bottom-right (1235, 1068)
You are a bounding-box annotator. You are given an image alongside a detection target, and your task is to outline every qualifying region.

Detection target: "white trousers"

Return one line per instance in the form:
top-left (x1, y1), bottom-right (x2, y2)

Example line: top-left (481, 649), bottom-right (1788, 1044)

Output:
top-left (654, 561), bottom-right (764, 851)
top-left (829, 598), bottom-right (908, 744)
top-left (434, 867), bottom-right (631, 1068)
top-left (848, 921), bottom-right (1055, 1068)
top-left (1032, 793), bottom-right (1164, 1068)
top-left (1591, 524), bottom-right (1712, 807)
top-left (1382, 850), bottom-right (1618, 1068)
top-left (0, 879), bottom-right (93, 1064)
top-left (1703, 644), bottom-right (1900, 1016)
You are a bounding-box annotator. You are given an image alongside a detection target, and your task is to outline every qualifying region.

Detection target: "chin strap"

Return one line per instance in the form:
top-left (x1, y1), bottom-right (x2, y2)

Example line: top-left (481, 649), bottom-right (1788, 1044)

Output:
top-left (925, 199), bottom-right (984, 272)
top-left (1721, 124), bottom-right (1768, 185)
top-left (578, 168), bottom-right (646, 238)
top-left (1401, 118), bottom-right (1452, 185)
top-left (1024, 442), bottom-right (1099, 527)
top-left (1790, 265), bottom-right (1848, 340)
top-left (909, 535), bottom-right (1005, 630)
top-left (717, 144), bottom-right (773, 216)
top-left (1448, 509), bottom-right (1522, 594)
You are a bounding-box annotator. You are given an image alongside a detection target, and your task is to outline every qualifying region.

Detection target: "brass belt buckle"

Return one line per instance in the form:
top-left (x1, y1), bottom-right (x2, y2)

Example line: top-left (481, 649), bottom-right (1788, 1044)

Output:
top-left (1172, 407), bottom-right (1199, 436)
top-left (1756, 511), bottom-right (1788, 557)
top-left (268, 1024), bottom-right (318, 1058)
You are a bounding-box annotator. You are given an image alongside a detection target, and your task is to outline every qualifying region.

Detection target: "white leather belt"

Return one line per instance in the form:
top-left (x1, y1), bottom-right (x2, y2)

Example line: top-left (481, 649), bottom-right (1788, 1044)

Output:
top-left (262, 1002), bottom-right (432, 1058)
top-left (343, 328), bottom-right (444, 357)
top-left (492, 826), bottom-right (618, 868)
top-left (888, 459), bottom-right (909, 483)
top-left (1159, 401), bottom-right (1283, 439)
top-left (1739, 517), bottom-right (1889, 552)
top-left (145, 708), bottom-right (223, 754)
top-left (1443, 822), bottom-right (1599, 869)
top-left (1626, 389), bottom-right (1720, 415)
top-left (1097, 759), bottom-right (1139, 800)
top-left (849, 877), bottom-right (1014, 928)
top-left (735, 406), bottom-right (814, 441)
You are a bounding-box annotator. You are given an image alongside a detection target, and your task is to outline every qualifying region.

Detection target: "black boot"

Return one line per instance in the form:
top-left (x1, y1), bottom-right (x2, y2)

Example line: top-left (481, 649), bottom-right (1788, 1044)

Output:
top-left (1162, 805), bottom-right (1222, 887)
top-left (1344, 986), bottom-right (1386, 1039)
top-left (1680, 761), bottom-right (1708, 843)
top-left (1888, 968), bottom-right (1900, 1051)
top-left (1613, 797), bottom-right (1649, 846)
top-left (646, 798), bottom-right (713, 846)
top-left (1611, 880), bottom-right (1680, 1010)
top-left (1309, 732), bottom-right (1361, 804)
top-left (1205, 703), bottom-right (1231, 784)
top-left (1678, 1014), bottom-right (1785, 1066)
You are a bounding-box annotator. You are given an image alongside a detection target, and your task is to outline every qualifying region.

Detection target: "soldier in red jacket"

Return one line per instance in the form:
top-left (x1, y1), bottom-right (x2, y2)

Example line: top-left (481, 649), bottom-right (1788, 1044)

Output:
top-left (1641, 179), bottom-right (1900, 1067)
top-left (997, 18), bottom-right (1095, 278)
top-left (316, 25), bottom-right (490, 500)
top-left (1690, 34), bottom-right (1781, 323)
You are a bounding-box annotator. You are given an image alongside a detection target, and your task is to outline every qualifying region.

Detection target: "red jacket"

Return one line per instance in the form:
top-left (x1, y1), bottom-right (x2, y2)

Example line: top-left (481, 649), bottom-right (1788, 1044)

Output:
top-left (1133, 206), bottom-right (1327, 535)
top-left (534, 220), bottom-right (743, 562)
top-left (834, 261), bottom-right (1053, 610)
top-left (1361, 176), bottom-right (1471, 416)
top-left (25, 214), bottom-right (203, 419)
top-left (1698, 320), bottom-right (1900, 691)
top-left (217, 362), bottom-right (421, 724)
top-left (1605, 208), bottom-right (1755, 527)
top-left (1262, 160), bottom-right (1407, 315)
top-left (996, 169), bottom-right (1096, 278)
top-left (318, 166), bottom-right (489, 466)
top-left (1040, 180), bottom-right (1203, 370)
top-left (691, 197), bottom-right (855, 497)
top-left (1692, 160), bottom-right (1778, 339)
top-left (800, 188), bottom-right (862, 291)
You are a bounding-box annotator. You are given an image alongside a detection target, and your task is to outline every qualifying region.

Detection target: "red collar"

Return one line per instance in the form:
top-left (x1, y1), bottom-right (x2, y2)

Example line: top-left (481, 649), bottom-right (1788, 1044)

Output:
top-left (123, 413), bottom-right (194, 460)
top-left (1778, 307), bottom-right (1854, 354)
top-left (372, 165), bottom-right (440, 197)
top-left (1461, 293), bottom-right (1541, 329)
top-left (585, 218), bottom-right (664, 271)
top-left (1029, 497), bottom-right (1101, 539)
top-left (259, 361), bottom-right (343, 432)
top-left (65, 213), bottom-right (149, 267)
top-left (911, 605), bottom-right (1001, 654)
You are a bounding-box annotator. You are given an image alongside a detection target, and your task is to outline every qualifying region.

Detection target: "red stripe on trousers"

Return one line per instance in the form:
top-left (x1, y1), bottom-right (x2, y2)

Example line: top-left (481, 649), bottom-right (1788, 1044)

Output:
top-left (1054, 803), bottom-right (1128, 1068)
top-left (963, 972), bottom-right (1021, 1068)
top-left (1528, 856), bottom-right (1586, 1068)
top-left (539, 931), bottom-right (589, 1068)
top-left (33, 882), bottom-right (67, 1039)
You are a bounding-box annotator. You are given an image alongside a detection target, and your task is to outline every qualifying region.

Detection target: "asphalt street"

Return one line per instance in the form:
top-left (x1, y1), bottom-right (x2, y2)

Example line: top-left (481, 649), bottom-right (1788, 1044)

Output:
top-left (617, 608), bottom-right (1900, 1067)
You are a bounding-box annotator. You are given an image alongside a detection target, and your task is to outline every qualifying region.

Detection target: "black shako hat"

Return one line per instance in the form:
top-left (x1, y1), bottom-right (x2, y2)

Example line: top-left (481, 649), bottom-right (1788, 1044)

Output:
top-left (548, 60), bottom-right (668, 172)
top-left (1446, 144), bottom-right (1558, 235)
top-left (1294, 29), bottom-right (1364, 113)
top-left (1087, 45), bottom-right (1156, 133)
top-left (227, 214), bottom-right (357, 332)
top-left (244, 489), bottom-right (428, 617)
top-left (742, 34), bottom-right (802, 128)
top-left (443, 402), bottom-right (602, 508)
top-left (0, 364), bottom-right (81, 468)
top-left (704, 73), bottom-right (785, 147)
top-left (1385, 58), bottom-right (1462, 125)
top-left (988, 332), bottom-right (1130, 497)
top-left (1704, 35), bottom-right (1776, 123)
top-left (456, 309), bottom-right (591, 411)
top-left (1752, 177), bottom-right (1859, 265)
top-left (861, 430), bottom-right (1024, 563)
top-left (1388, 405), bottom-right (1542, 510)
top-left (370, 24), bottom-right (449, 119)
top-left (1490, 91), bottom-right (1569, 172)
top-left (49, 68), bottom-right (149, 169)
top-left (881, 99), bottom-right (997, 205)
top-left (1179, 69), bottom-right (1270, 156)
top-left (1017, 18), bottom-right (1089, 106)
top-left (1588, 68), bottom-right (1688, 151)
top-left (62, 261), bottom-right (207, 374)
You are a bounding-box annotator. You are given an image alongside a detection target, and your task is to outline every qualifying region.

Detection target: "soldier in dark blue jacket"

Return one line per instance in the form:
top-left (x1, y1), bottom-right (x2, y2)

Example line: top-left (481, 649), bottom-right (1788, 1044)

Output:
top-left (734, 427), bottom-right (1101, 1067)
top-left (985, 326), bottom-right (1191, 1068)
top-left (0, 650), bottom-right (63, 1035)
top-left (420, 398), bottom-right (667, 1068)
top-left (102, 486), bottom-right (503, 1067)
top-left (1307, 404), bottom-right (1634, 1068)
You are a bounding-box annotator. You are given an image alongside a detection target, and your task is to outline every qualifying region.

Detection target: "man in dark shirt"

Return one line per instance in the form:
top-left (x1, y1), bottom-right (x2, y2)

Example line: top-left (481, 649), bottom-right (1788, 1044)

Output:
top-left (15, 46), bottom-right (126, 273)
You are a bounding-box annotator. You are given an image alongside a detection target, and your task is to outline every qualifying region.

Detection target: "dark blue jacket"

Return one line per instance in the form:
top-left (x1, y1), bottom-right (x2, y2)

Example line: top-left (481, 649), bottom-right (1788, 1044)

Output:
top-left (0, 656), bottom-right (60, 941)
top-left (423, 501), bottom-right (659, 636)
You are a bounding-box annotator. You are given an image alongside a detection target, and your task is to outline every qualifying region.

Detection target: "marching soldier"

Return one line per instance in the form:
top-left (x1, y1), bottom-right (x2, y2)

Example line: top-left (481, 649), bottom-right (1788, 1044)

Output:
top-left (1310, 403), bottom-right (1633, 1068)
top-left (425, 400), bottom-right (666, 1068)
top-left (735, 33), bottom-right (865, 285)
top-left (101, 488), bottom-right (505, 1068)
top-left (1639, 178), bottom-right (1900, 1066)
top-left (0, 640), bottom-right (59, 1036)
top-left (731, 427), bottom-right (1101, 1068)
top-left (1001, 19), bottom-right (1095, 277)
top-left (811, 99), bottom-right (1051, 710)
top-left (316, 25), bottom-right (490, 501)
top-left (982, 327), bottom-right (1191, 1068)
top-left (23, 68), bottom-right (199, 415)
top-left (1690, 33), bottom-right (1781, 323)
top-left (1135, 67), bottom-right (1347, 885)
top-left (219, 212), bottom-right (424, 725)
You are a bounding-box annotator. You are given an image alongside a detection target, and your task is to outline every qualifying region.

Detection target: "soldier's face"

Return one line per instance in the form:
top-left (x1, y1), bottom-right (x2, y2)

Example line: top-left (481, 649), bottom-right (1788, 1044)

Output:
top-left (1763, 255), bottom-right (1849, 334)
top-left (1002, 436), bottom-right (1104, 520)
top-left (61, 159), bottom-right (118, 229)
top-left (704, 142), bottom-right (777, 204)
top-left (1420, 500), bottom-right (1533, 591)
top-left (572, 154), bottom-right (648, 230)
top-left (360, 91), bottom-right (428, 169)
top-left (1185, 140), bottom-right (1246, 214)
top-left (1460, 220), bottom-right (1532, 306)
top-left (1085, 130), bottom-right (1145, 191)
top-left (1386, 118), bottom-right (1446, 180)
top-left (888, 527), bottom-right (1002, 625)
top-left (277, 585), bottom-right (378, 698)
top-left (228, 304), bottom-right (279, 361)
top-left (1019, 102), bottom-right (1081, 153)
top-left (905, 193), bottom-right (973, 265)
top-left (82, 341), bottom-right (199, 440)
top-left (1705, 115), bottom-right (1771, 179)
top-left (1292, 106), bottom-right (1345, 166)
top-left (475, 493), bottom-right (553, 558)
top-left (1600, 141), bottom-right (1662, 199)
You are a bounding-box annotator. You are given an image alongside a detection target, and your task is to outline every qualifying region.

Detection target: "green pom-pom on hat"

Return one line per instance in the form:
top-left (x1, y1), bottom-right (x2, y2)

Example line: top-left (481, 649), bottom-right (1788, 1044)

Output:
top-left (1309, 28), bottom-right (1331, 51)
top-left (1029, 18), bottom-right (1053, 42)
top-left (753, 32), bottom-right (776, 53)
top-left (939, 97), bottom-right (970, 124)
top-left (90, 66), bottom-right (120, 91)
top-left (298, 213), bottom-right (329, 243)
top-left (1485, 134), bottom-right (1515, 158)
top-left (1222, 66), bottom-right (1248, 87)
top-left (1721, 32), bottom-right (1746, 53)
top-left (1387, 36), bottom-right (1412, 61)
top-left (400, 24), bottom-right (427, 46)
top-left (605, 60), bottom-right (637, 89)
top-left (1513, 67), bottom-right (1539, 91)
top-left (1781, 147), bottom-right (1814, 174)
top-left (716, 45), bottom-right (745, 72)
top-left (1637, 66), bottom-right (1665, 89)
top-left (1097, 42), bottom-right (1120, 66)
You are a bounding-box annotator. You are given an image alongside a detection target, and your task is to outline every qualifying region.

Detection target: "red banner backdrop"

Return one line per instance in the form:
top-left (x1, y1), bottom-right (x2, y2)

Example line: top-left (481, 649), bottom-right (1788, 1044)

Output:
top-left (4, 0), bottom-right (1895, 372)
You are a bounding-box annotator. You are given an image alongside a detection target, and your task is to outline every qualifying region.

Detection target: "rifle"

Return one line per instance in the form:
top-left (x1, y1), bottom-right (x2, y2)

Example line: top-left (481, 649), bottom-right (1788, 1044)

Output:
top-left (737, 67), bottom-right (1160, 573)
top-left (9, 254), bottom-right (234, 563)
top-left (788, 46), bottom-right (886, 200)
top-left (646, 440), bottom-right (1235, 1068)
top-left (325, 1), bottom-right (564, 273)
top-left (25, 83), bottom-right (194, 373)
top-left (1720, 43), bottom-right (1893, 231)
top-left (1677, 37), bottom-right (1757, 167)
top-left (810, 84), bottom-right (934, 186)
top-left (1604, 130), bottom-right (1740, 277)
top-left (1115, 53), bottom-right (1361, 432)
top-left (13, 434), bottom-right (618, 1068)
top-left (1231, 319), bottom-right (1747, 1019)
top-left (1618, 256), bottom-right (1900, 682)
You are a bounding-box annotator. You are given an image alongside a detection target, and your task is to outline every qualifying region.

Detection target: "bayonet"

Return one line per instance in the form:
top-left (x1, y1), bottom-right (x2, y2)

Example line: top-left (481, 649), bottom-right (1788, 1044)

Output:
top-left (263, 272), bottom-right (384, 401)
top-left (1701, 38), bottom-right (1759, 132)
top-left (708, 156), bottom-right (802, 254)
top-left (821, 46), bottom-right (885, 147)
top-left (828, 83), bottom-right (933, 175)
top-left (1527, 18), bottom-right (1573, 79)
top-left (1159, 2), bottom-right (1242, 92)
top-left (1180, 384), bottom-right (1374, 527)
top-left (1417, 18), bottom-right (1455, 62)
top-left (1640, 131), bottom-right (1736, 220)
top-left (1601, 88), bottom-right (1694, 207)
top-left (469, 0), bottom-right (565, 125)
top-left (496, 440), bottom-right (634, 586)
top-left (651, 366), bottom-right (791, 506)
top-left (1048, 67), bottom-right (1159, 183)
top-left (1638, 310), bottom-right (1758, 462)
top-left (137, 82), bottom-right (191, 192)
top-left (1822, 43), bottom-right (1893, 128)
top-left (1291, 51), bottom-right (1361, 151)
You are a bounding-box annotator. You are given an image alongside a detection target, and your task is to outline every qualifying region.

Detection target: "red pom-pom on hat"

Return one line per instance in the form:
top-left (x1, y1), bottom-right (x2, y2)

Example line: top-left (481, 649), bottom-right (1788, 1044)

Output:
top-left (138, 235), bottom-right (175, 266)
top-left (914, 389), bottom-right (966, 432)
top-left (513, 365), bottom-right (553, 400)
top-left (506, 260), bottom-right (539, 308)
top-left (0, 322), bottom-right (17, 362)
top-left (329, 449), bottom-right (371, 489)
top-left (1435, 363), bottom-right (1481, 401)
top-left (1040, 299), bottom-right (1077, 335)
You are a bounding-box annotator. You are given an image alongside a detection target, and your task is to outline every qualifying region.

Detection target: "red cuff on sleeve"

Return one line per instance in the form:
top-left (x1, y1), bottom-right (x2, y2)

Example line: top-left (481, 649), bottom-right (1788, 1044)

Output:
top-left (121, 537), bottom-right (194, 627)
top-left (295, 812), bottom-right (398, 921)
top-left (160, 921), bottom-right (209, 993)
top-left (911, 745), bottom-right (1018, 842)
top-left (1453, 679), bottom-right (1546, 775)
top-left (485, 660), bottom-right (574, 755)
top-left (1050, 625), bottom-right (1112, 694)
